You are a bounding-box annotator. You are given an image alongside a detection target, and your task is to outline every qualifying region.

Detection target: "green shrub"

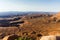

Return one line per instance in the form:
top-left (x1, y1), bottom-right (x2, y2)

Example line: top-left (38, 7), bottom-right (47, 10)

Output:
top-left (14, 37), bottom-right (33, 40)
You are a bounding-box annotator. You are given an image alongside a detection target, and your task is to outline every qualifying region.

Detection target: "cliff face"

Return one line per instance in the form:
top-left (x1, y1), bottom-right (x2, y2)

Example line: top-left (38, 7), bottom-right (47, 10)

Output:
top-left (0, 16), bottom-right (24, 39)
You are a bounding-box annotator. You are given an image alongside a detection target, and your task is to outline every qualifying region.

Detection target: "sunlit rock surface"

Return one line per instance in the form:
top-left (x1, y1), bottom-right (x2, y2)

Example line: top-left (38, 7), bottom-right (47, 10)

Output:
top-left (40, 36), bottom-right (56, 40)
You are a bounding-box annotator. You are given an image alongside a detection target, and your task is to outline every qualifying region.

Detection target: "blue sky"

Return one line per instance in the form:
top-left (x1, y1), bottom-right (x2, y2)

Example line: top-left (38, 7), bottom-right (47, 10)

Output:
top-left (0, 0), bottom-right (60, 12)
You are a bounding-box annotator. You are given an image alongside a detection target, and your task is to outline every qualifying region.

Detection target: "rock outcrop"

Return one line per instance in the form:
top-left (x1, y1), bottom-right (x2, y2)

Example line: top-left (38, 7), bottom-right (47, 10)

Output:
top-left (3, 34), bottom-right (19, 40)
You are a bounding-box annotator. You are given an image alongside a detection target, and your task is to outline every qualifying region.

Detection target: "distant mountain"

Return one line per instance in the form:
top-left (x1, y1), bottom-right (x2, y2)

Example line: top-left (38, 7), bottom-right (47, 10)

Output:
top-left (0, 11), bottom-right (57, 18)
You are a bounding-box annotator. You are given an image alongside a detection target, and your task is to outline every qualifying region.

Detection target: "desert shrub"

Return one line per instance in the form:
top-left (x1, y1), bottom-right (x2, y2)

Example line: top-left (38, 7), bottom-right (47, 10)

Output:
top-left (15, 37), bottom-right (34, 40)
top-left (22, 32), bottom-right (28, 35)
top-left (37, 34), bottom-right (42, 37)
top-left (57, 20), bottom-right (60, 22)
top-left (31, 31), bottom-right (36, 34)
top-left (53, 17), bottom-right (57, 22)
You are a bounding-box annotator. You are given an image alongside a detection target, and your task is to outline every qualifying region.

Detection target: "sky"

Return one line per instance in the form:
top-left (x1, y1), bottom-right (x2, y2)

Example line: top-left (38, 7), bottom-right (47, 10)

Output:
top-left (0, 0), bottom-right (60, 12)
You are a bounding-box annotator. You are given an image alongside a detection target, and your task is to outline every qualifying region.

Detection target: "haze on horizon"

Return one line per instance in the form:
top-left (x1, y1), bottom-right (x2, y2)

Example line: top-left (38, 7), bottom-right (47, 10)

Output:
top-left (0, 0), bottom-right (60, 12)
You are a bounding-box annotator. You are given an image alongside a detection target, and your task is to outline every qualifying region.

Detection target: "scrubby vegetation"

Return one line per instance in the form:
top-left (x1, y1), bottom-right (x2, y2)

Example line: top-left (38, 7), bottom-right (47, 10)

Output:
top-left (15, 37), bottom-right (35, 40)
